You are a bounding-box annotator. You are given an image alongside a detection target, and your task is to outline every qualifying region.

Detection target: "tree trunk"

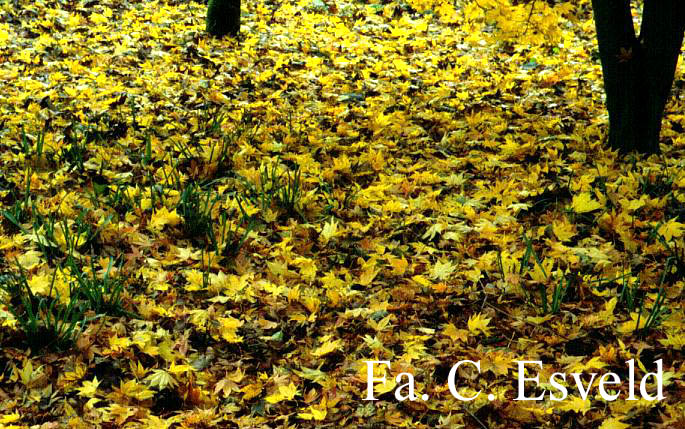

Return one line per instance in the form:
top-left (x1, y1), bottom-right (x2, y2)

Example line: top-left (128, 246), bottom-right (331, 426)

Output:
top-left (207, 0), bottom-right (241, 38)
top-left (591, 0), bottom-right (684, 154)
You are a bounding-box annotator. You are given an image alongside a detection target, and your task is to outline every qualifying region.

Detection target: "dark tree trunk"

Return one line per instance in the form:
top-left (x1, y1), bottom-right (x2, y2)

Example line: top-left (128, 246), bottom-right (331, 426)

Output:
top-left (591, 0), bottom-right (684, 154)
top-left (207, 0), bottom-right (241, 38)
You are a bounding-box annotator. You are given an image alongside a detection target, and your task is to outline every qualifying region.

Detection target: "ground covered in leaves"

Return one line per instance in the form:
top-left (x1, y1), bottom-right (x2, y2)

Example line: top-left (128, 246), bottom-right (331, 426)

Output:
top-left (1, 0), bottom-right (685, 427)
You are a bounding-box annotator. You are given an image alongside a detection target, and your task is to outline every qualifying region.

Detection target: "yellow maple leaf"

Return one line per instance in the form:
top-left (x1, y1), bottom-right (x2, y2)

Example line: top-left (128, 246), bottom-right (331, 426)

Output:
top-left (0, 24), bottom-right (11, 45)
top-left (266, 381), bottom-right (299, 404)
top-left (389, 257), bottom-right (408, 276)
top-left (526, 314), bottom-right (553, 324)
top-left (265, 392), bottom-right (283, 404)
top-left (0, 413), bottom-right (20, 424)
top-left (598, 417), bottom-right (630, 429)
top-left (242, 382), bottom-right (263, 401)
top-left (430, 259), bottom-right (456, 281)
top-left (412, 275), bottom-right (433, 288)
top-left (218, 316), bottom-right (244, 343)
top-left (76, 376), bottom-right (100, 397)
top-left (298, 397), bottom-right (327, 421)
top-left (312, 337), bottom-right (343, 357)
top-left (467, 313), bottom-right (491, 336)
top-left (442, 323), bottom-right (468, 342)
top-left (571, 192), bottom-right (602, 214)
top-left (16, 250), bottom-right (42, 270)
top-left (657, 218), bottom-right (684, 241)
top-left (616, 310), bottom-right (657, 335)
top-left (319, 218), bottom-right (338, 245)
top-left (184, 269), bottom-right (205, 292)
top-left (483, 352), bottom-right (511, 377)
top-left (659, 332), bottom-right (685, 348)
top-left (147, 206), bottom-right (182, 232)
top-left (552, 220), bottom-right (576, 242)
top-left (297, 258), bottom-right (318, 283)
top-left (358, 266), bottom-right (379, 286)
top-left (145, 369), bottom-right (177, 390)
top-left (28, 270), bottom-right (71, 304)
top-left (556, 395), bottom-right (591, 414)
top-left (375, 375), bottom-right (397, 396)
top-left (620, 195), bottom-right (646, 212)
top-left (27, 272), bottom-right (53, 296)
top-left (584, 297), bottom-right (617, 326)
top-left (566, 356), bottom-right (607, 373)
top-left (392, 58), bottom-right (410, 78)
top-left (168, 362), bottom-right (193, 376)
top-left (278, 381), bottom-right (299, 401)
top-left (116, 379), bottom-right (155, 401)
top-left (137, 415), bottom-right (173, 429)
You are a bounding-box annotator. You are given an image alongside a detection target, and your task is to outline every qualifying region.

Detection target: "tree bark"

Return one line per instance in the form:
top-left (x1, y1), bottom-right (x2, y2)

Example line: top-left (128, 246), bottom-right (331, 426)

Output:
top-left (639, 1), bottom-right (685, 153)
top-left (591, 0), bottom-right (684, 154)
top-left (207, 0), bottom-right (241, 38)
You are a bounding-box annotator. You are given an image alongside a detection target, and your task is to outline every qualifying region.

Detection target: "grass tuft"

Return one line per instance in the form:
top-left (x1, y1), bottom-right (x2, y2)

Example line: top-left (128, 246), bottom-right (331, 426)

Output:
top-left (177, 182), bottom-right (219, 247)
top-left (240, 162), bottom-right (305, 221)
top-left (0, 263), bottom-right (91, 352)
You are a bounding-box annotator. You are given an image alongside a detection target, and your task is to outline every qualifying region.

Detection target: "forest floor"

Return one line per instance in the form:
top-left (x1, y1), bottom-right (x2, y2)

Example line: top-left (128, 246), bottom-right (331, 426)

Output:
top-left (0, 0), bottom-right (684, 428)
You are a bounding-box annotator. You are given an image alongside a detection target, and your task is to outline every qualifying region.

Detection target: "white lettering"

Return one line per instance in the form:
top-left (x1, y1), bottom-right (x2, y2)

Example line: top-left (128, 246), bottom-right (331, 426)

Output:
top-left (394, 372), bottom-right (417, 401)
top-left (514, 361), bottom-right (545, 401)
top-left (640, 359), bottom-right (664, 401)
top-left (598, 372), bottom-right (620, 401)
top-left (364, 360), bottom-right (391, 401)
top-left (549, 372), bottom-right (568, 401)
top-left (447, 360), bottom-right (481, 401)
top-left (570, 372), bottom-right (598, 400)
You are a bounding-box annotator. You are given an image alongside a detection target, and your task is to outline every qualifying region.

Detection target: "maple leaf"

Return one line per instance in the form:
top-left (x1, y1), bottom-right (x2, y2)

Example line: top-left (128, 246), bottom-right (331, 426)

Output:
top-left (584, 297), bottom-right (617, 326)
top-left (145, 369), bottom-right (178, 390)
top-left (298, 397), bottom-right (327, 421)
top-left (116, 379), bottom-right (155, 401)
top-left (147, 207), bottom-right (182, 232)
top-left (217, 316), bottom-right (244, 343)
top-left (0, 413), bottom-right (21, 424)
top-left (130, 361), bottom-right (148, 380)
top-left (430, 259), bottom-right (456, 281)
top-left (213, 378), bottom-right (238, 398)
top-left (442, 323), bottom-right (469, 343)
top-left (616, 47), bottom-right (633, 63)
top-left (571, 192), bottom-right (602, 213)
top-left (15, 250), bottom-right (42, 270)
top-left (292, 367), bottom-right (329, 385)
top-left (76, 376), bottom-right (100, 397)
top-left (27, 272), bottom-right (54, 296)
top-left (139, 415), bottom-right (175, 429)
top-left (241, 382), bottom-right (263, 401)
top-left (312, 337), bottom-right (343, 357)
top-left (319, 218), bottom-right (338, 245)
top-left (552, 219), bottom-right (576, 242)
top-left (422, 223), bottom-right (445, 241)
top-left (388, 256), bottom-right (409, 276)
top-left (168, 362), bottom-right (194, 376)
top-left (657, 218), bottom-right (684, 241)
top-left (265, 381), bottom-right (299, 404)
top-left (467, 313), bottom-right (492, 336)
top-left (599, 417), bottom-right (631, 429)
top-left (659, 332), bottom-right (685, 348)
top-left (556, 395), bottom-right (591, 414)
top-left (566, 356), bottom-right (607, 373)
top-left (481, 351), bottom-right (511, 376)
top-left (358, 266), bottom-right (379, 286)
top-left (0, 24), bottom-right (11, 44)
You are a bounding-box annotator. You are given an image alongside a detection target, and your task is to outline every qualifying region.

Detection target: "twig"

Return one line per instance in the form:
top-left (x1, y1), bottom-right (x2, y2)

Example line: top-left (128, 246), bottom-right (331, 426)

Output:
top-left (522, 0), bottom-right (537, 36)
top-left (485, 301), bottom-right (571, 341)
top-left (463, 404), bottom-right (489, 429)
